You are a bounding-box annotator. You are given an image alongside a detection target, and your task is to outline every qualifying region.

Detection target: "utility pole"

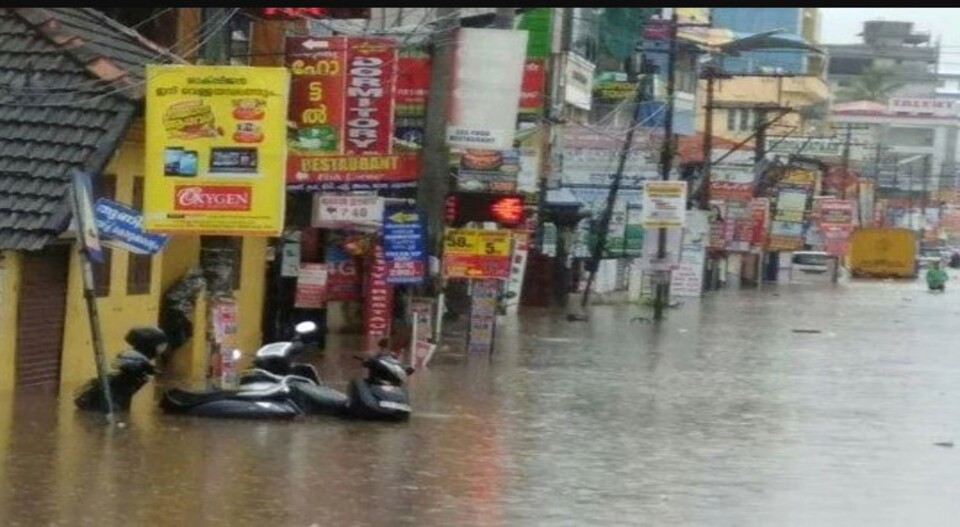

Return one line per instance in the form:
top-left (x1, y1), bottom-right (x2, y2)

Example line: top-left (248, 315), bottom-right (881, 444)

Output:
top-left (921, 154), bottom-right (930, 238)
top-left (699, 67), bottom-right (717, 210)
top-left (419, 7), bottom-right (459, 295)
top-left (840, 124), bottom-right (853, 200)
top-left (579, 62), bottom-right (653, 310)
top-left (652, 10), bottom-right (679, 322)
top-left (199, 7), bottom-right (239, 388)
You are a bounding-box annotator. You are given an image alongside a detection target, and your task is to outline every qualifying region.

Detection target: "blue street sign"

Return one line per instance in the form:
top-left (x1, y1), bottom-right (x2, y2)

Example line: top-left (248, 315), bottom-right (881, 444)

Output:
top-left (94, 198), bottom-right (170, 255)
top-left (382, 204), bottom-right (426, 285)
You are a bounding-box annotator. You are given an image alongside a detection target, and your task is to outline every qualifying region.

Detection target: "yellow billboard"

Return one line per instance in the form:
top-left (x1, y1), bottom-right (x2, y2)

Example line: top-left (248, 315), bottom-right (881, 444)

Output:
top-left (143, 65), bottom-right (290, 236)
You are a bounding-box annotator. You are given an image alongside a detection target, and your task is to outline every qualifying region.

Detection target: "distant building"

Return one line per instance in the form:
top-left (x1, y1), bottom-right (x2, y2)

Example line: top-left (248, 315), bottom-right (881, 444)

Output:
top-left (711, 8), bottom-right (822, 76)
top-left (826, 20), bottom-right (940, 98)
top-left (936, 72), bottom-right (960, 100)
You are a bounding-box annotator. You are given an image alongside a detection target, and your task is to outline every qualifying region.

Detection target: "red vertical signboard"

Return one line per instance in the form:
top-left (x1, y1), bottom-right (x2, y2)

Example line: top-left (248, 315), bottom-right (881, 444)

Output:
top-left (286, 37), bottom-right (348, 154)
top-left (343, 38), bottom-right (397, 156)
top-left (519, 59), bottom-right (546, 115)
top-left (363, 244), bottom-right (394, 350)
top-left (395, 51), bottom-right (430, 116)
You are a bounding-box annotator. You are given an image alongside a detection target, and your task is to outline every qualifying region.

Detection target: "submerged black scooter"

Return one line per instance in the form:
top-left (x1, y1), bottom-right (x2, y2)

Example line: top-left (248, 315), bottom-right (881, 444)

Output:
top-left (74, 327), bottom-right (169, 413)
top-left (159, 321), bottom-right (340, 419)
top-left (161, 321), bottom-right (415, 421)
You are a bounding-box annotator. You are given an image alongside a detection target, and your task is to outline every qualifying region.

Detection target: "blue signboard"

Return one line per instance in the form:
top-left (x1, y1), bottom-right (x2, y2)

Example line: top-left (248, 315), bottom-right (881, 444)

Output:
top-left (94, 198), bottom-right (170, 255)
top-left (382, 204), bottom-right (426, 285)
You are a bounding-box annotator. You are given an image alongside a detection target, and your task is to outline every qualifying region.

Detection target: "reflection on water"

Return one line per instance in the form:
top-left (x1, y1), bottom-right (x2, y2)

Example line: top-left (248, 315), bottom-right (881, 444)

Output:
top-left (1, 282), bottom-right (960, 525)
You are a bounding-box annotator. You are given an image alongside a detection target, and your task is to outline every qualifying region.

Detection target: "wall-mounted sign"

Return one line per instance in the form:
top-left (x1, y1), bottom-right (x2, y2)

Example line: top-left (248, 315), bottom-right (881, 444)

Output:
top-left (563, 52), bottom-right (596, 111)
top-left (382, 204), bottom-right (426, 285)
top-left (888, 97), bottom-right (956, 117)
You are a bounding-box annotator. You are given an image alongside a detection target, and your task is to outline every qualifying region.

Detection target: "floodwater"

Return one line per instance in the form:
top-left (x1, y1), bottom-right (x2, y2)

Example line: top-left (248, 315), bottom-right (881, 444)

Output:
top-left (2, 278), bottom-right (960, 526)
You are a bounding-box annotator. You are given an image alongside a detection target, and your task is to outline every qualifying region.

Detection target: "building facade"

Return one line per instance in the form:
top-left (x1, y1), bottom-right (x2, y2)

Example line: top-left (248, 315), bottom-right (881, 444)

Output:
top-left (711, 8), bottom-right (822, 76)
top-left (826, 20), bottom-right (939, 99)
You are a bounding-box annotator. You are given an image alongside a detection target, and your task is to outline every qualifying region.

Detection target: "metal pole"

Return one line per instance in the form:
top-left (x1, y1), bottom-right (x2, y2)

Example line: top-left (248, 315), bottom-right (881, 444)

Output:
top-left (80, 252), bottom-right (117, 424)
top-left (653, 10), bottom-right (679, 322)
top-left (699, 70), bottom-right (715, 210)
top-left (419, 7), bottom-right (459, 295)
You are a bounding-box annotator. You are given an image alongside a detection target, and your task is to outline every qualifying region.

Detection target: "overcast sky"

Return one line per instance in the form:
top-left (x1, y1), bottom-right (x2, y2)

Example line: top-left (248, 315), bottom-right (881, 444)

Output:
top-left (820, 8), bottom-right (960, 72)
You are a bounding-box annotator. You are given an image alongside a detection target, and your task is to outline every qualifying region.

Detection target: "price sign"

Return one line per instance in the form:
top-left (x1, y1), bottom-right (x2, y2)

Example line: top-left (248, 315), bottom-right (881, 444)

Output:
top-left (443, 228), bottom-right (513, 279)
top-left (311, 195), bottom-right (383, 228)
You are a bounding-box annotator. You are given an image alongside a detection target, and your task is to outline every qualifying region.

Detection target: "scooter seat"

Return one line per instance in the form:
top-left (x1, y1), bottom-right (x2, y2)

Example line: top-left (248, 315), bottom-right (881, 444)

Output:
top-left (162, 383), bottom-right (290, 409)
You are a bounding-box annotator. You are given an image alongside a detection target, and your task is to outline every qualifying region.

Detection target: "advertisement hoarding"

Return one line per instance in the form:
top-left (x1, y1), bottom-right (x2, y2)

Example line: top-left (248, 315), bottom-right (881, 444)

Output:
top-left (447, 28), bottom-right (528, 150)
top-left (442, 228), bottom-right (512, 279)
top-left (285, 36), bottom-right (421, 190)
top-left (642, 181), bottom-right (688, 228)
top-left (143, 65), bottom-right (289, 235)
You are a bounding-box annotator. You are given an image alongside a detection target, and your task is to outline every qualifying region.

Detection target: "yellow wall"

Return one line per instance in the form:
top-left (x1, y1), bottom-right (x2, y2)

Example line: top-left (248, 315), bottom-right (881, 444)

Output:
top-left (696, 75), bottom-right (831, 143)
top-left (0, 251), bottom-right (20, 392)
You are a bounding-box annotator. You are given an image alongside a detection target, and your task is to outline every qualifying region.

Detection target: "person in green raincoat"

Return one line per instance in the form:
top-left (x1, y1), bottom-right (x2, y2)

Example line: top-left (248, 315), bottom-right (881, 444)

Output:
top-left (927, 261), bottom-right (948, 291)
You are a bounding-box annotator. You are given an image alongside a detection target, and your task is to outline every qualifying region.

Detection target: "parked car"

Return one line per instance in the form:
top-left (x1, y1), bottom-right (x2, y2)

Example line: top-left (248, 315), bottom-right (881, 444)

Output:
top-left (790, 251), bottom-right (840, 284)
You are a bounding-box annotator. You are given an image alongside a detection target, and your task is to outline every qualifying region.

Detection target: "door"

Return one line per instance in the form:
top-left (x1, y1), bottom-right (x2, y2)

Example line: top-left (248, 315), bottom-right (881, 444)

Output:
top-left (16, 244), bottom-right (71, 394)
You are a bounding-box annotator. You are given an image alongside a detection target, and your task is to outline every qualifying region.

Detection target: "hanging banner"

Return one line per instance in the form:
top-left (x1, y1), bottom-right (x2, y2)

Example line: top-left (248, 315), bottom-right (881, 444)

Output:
top-left (709, 165), bottom-right (755, 201)
top-left (94, 198), bottom-right (170, 255)
top-left (467, 279), bottom-right (500, 354)
top-left (363, 245), bottom-right (394, 350)
top-left (396, 49), bottom-right (430, 116)
top-left (286, 36), bottom-right (421, 191)
top-left (294, 263), bottom-right (328, 309)
top-left (442, 228), bottom-right (512, 279)
top-left (447, 28), bottom-right (528, 150)
top-left (519, 59), bottom-right (546, 117)
top-left (642, 181), bottom-right (688, 228)
top-left (143, 65), bottom-right (289, 236)
top-left (382, 204), bottom-right (426, 285)
top-left (410, 298), bottom-right (438, 369)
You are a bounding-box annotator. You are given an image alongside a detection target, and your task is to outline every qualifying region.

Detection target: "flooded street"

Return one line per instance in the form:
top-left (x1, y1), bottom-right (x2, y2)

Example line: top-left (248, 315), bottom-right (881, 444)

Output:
top-left (2, 279), bottom-right (960, 526)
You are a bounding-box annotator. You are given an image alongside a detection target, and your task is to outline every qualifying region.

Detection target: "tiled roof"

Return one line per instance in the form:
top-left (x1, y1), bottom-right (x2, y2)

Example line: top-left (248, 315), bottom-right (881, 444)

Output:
top-left (0, 8), bottom-right (182, 250)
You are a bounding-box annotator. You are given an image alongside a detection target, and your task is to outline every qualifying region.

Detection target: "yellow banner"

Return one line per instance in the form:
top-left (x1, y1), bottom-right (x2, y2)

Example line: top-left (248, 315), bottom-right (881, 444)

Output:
top-left (143, 65), bottom-right (290, 236)
top-left (443, 228), bottom-right (512, 257)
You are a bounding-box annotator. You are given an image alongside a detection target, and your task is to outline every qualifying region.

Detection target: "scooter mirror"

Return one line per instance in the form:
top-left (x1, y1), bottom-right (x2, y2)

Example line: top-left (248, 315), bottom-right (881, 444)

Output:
top-left (294, 321), bottom-right (318, 334)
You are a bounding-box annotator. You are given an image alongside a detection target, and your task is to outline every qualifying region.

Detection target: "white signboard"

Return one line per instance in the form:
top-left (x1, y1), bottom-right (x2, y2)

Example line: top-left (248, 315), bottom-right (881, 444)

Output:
top-left (559, 127), bottom-right (654, 187)
top-left (447, 28), bottom-right (528, 150)
top-left (671, 210), bottom-right (709, 297)
top-left (311, 195), bottom-right (384, 229)
top-left (517, 148), bottom-right (541, 194)
top-left (641, 181), bottom-right (688, 228)
top-left (888, 97), bottom-right (957, 117)
top-left (563, 52), bottom-right (596, 111)
top-left (767, 136), bottom-right (843, 157)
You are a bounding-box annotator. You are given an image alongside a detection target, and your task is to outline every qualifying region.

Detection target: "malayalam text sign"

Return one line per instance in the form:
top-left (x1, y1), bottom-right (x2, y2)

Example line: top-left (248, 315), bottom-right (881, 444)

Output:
top-left (143, 65), bottom-right (289, 236)
top-left (94, 198), bottom-right (170, 255)
top-left (382, 204), bottom-right (426, 285)
top-left (642, 181), bottom-right (687, 228)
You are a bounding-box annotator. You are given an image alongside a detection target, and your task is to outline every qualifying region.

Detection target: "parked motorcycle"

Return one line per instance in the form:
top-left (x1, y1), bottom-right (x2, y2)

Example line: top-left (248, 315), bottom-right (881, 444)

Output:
top-left (74, 327), bottom-right (169, 413)
top-left (161, 321), bottom-right (416, 421)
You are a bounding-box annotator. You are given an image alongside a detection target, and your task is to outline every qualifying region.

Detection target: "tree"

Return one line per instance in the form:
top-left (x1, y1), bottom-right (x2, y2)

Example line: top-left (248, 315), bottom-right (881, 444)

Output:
top-left (836, 66), bottom-right (906, 103)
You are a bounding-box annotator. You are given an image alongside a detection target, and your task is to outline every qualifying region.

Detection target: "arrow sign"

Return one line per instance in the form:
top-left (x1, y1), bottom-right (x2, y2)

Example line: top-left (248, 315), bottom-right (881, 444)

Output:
top-left (301, 39), bottom-right (329, 50)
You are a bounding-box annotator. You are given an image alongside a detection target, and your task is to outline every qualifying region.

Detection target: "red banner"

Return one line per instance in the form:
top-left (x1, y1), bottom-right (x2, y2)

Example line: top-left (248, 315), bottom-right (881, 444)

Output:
top-left (396, 52), bottom-right (430, 112)
top-left (286, 36), bottom-right (348, 154)
top-left (287, 153), bottom-right (421, 185)
top-left (363, 245), bottom-right (394, 350)
top-left (442, 253), bottom-right (511, 279)
top-left (519, 59), bottom-right (546, 114)
top-left (709, 181), bottom-right (754, 201)
top-left (749, 198), bottom-right (769, 247)
top-left (285, 36), bottom-right (418, 189)
top-left (344, 38), bottom-right (396, 155)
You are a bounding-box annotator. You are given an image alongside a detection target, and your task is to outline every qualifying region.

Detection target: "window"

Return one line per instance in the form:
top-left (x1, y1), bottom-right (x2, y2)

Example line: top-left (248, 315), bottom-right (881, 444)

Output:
top-left (127, 177), bottom-right (152, 295)
top-left (92, 174), bottom-right (117, 298)
top-left (228, 13), bottom-right (253, 65)
top-left (726, 108), bottom-right (755, 132)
